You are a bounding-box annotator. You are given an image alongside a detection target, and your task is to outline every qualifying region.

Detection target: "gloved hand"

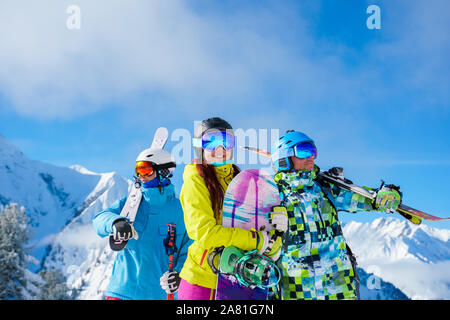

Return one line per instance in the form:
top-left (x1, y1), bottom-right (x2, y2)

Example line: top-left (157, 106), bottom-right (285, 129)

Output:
top-left (112, 219), bottom-right (139, 241)
top-left (269, 206), bottom-right (288, 233)
top-left (374, 185), bottom-right (402, 213)
top-left (256, 230), bottom-right (283, 261)
top-left (160, 271), bottom-right (181, 294)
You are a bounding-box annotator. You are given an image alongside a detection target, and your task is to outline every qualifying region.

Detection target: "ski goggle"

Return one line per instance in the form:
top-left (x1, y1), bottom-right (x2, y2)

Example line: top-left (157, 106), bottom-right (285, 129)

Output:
top-left (135, 161), bottom-right (154, 176)
top-left (192, 131), bottom-right (235, 151)
top-left (293, 142), bottom-right (317, 159)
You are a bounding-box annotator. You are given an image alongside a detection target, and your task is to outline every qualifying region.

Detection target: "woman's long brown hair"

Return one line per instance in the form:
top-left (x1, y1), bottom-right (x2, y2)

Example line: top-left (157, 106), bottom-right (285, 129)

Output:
top-left (195, 163), bottom-right (240, 221)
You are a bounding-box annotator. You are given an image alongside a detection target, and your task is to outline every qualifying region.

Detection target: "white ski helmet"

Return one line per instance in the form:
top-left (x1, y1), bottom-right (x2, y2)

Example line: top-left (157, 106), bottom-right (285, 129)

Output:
top-left (136, 148), bottom-right (176, 177)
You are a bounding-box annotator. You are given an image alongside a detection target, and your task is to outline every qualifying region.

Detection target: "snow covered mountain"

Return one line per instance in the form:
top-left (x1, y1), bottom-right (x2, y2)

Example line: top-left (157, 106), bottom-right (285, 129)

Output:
top-left (41, 168), bottom-right (131, 299)
top-left (0, 134), bottom-right (130, 271)
top-left (1, 135), bottom-right (449, 299)
top-left (343, 217), bottom-right (450, 300)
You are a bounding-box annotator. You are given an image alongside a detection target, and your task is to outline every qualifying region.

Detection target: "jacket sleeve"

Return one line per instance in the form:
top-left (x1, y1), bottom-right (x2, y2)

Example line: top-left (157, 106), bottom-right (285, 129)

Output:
top-left (180, 167), bottom-right (258, 251)
top-left (174, 228), bottom-right (192, 273)
top-left (327, 184), bottom-right (374, 213)
top-left (92, 197), bottom-right (128, 237)
top-left (172, 200), bottom-right (193, 272)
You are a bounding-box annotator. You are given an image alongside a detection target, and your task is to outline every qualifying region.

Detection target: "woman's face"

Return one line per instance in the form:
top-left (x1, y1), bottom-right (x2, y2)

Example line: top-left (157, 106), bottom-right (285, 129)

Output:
top-left (203, 145), bottom-right (233, 164)
top-left (138, 171), bottom-right (156, 183)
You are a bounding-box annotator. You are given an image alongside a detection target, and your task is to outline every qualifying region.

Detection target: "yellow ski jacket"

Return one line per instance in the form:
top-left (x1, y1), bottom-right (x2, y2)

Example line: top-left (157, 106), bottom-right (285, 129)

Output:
top-left (179, 163), bottom-right (258, 289)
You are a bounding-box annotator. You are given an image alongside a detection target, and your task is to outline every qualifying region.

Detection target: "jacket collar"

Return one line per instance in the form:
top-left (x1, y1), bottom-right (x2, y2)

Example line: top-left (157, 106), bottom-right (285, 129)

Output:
top-left (141, 183), bottom-right (175, 205)
top-left (213, 163), bottom-right (234, 178)
top-left (274, 169), bottom-right (316, 190)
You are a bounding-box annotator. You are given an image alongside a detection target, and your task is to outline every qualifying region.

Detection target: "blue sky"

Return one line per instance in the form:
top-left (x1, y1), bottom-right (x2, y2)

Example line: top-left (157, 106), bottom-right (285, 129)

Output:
top-left (1, 0), bottom-right (449, 228)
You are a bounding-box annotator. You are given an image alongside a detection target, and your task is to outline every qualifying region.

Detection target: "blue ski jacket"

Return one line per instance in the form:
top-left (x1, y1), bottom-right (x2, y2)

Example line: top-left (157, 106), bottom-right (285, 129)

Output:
top-left (93, 183), bottom-right (191, 300)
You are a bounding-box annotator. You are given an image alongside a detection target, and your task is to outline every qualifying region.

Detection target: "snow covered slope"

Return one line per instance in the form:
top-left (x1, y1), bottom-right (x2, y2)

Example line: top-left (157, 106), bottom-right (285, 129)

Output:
top-left (343, 217), bottom-right (450, 299)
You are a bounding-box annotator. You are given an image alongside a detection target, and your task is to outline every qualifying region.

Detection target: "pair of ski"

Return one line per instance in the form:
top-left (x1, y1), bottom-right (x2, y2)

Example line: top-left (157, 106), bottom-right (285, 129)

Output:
top-left (213, 146), bottom-right (449, 301)
top-left (242, 146), bottom-right (450, 225)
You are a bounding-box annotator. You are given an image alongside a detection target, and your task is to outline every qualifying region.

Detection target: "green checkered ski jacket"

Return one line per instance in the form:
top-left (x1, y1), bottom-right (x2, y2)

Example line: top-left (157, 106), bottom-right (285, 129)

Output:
top-left (273, 167), bottom-right (374, 300)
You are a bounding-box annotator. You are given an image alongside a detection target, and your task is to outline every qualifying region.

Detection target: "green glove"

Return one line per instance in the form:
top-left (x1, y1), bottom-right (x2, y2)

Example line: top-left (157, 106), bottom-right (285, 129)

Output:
top-left (374, 186), bottom-right (401, 213)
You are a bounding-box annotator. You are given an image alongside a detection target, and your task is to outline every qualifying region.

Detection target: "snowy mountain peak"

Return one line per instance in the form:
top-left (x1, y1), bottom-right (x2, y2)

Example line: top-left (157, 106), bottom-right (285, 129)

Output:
top-left (0, 134), bottom-right (27, 162)
top-left (346, 217), bottom-right (450, 246)
top-left (69, 165), bottom-right (98, 175)
top-left (343, 217), bottom-right (450, 299)
top-left (0, 135), bottom-right (131, 270)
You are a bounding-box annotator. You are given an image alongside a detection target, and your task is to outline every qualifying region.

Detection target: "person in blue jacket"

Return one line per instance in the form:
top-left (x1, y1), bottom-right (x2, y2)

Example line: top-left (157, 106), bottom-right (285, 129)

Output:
top-left (93, 146), bottom-right (191, 300)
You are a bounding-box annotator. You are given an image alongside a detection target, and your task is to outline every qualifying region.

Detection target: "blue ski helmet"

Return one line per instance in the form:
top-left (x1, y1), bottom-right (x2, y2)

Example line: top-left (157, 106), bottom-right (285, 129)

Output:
top-left (271, 130), bottom-right (315, 172)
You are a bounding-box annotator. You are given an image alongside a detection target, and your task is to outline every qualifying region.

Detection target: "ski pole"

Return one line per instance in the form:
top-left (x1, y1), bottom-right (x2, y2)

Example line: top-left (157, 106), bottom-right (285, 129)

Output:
top-left (163, 223), bottom-right (177, 300)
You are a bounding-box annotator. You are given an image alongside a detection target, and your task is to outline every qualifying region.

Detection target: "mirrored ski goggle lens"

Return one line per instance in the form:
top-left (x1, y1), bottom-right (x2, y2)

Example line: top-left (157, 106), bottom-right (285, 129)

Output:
top-left (135, 161), bottom-right (154, 176)
top-left (201, 131), bottom-right (235, 151)
top-left (294, 142), bottom-right (317, 159)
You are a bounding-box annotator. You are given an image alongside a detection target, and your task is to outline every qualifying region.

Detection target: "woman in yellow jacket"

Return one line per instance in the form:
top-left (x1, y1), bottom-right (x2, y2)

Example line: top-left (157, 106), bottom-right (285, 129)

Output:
top-left (177, 117), bottom-right (286, 300)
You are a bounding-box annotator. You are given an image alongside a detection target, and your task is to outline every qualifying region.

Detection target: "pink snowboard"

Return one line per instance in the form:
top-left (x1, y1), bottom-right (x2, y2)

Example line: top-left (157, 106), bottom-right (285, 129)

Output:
top-left (215, 169), bottom-right (281, 300)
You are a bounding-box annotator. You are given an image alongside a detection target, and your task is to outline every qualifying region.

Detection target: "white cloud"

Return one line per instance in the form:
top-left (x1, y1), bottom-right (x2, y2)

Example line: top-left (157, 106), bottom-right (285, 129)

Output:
top-left (0, 1), bottom-right (297, 118)
top-left (0, 0), bottom-right (447, 121)
top-left (0, 0), bottom-right (376, 120)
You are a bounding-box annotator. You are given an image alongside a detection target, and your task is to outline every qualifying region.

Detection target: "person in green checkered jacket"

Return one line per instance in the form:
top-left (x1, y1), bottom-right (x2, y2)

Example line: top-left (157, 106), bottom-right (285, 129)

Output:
top-left (270, 130), bottom-right (401, 300)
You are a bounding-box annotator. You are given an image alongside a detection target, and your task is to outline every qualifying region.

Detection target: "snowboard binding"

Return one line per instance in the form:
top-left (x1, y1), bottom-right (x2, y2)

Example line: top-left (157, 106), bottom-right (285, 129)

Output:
top-left (208, 246), bottom-right (281, 290)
